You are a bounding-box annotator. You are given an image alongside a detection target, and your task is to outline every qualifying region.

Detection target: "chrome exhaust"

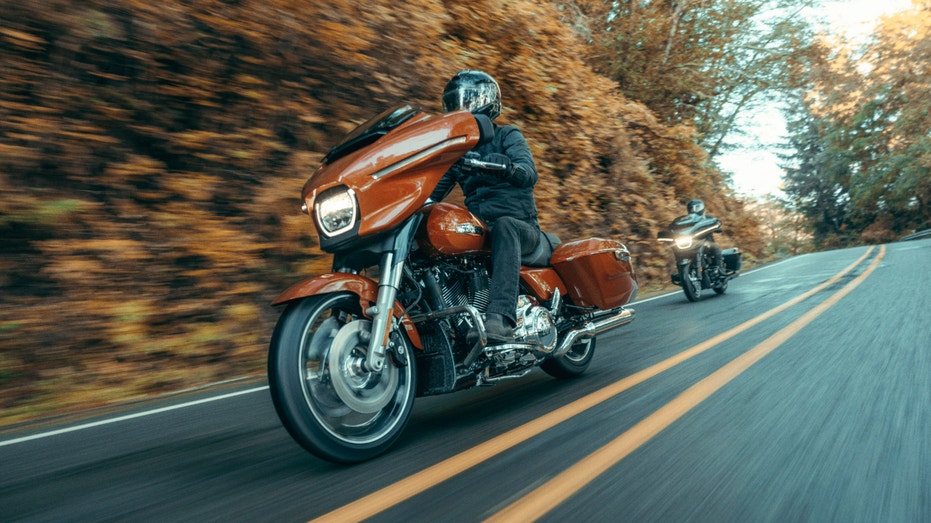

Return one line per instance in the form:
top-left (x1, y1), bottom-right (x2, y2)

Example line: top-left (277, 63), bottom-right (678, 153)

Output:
top-left (550, 307), bottom-right (635, 358)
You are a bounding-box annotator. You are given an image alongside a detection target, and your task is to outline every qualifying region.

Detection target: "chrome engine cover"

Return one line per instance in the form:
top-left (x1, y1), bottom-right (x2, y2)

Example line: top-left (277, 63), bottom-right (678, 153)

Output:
top-left (512, 295), bottom-right (557, 352)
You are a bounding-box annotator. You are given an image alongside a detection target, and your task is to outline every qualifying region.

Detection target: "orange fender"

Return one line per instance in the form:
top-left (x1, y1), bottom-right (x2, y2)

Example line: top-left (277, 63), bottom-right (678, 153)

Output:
top-left (272, 273), bottom-right (423, 349)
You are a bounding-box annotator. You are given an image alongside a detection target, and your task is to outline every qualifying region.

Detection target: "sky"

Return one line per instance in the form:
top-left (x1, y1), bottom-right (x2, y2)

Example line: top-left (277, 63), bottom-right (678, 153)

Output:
top-left (718, 0), bottom-right (915, 199)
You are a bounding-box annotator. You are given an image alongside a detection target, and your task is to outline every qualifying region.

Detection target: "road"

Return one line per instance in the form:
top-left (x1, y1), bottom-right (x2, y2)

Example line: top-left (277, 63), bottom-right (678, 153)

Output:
top-left (2, 239), bottom-right (929, 522)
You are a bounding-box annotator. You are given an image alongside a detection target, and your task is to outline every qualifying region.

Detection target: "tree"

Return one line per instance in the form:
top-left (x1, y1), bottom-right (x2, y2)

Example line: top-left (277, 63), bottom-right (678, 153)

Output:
top-left (749, 194), bottom-right (811, 257)
top-left (780, 96), bottom-right (854, 247)
top-left (785, 0), bottom-right (931, 243)
top-left (566, 0), bottom-right (818, 157)
top-left (853, 3), bottom-right (931, 234)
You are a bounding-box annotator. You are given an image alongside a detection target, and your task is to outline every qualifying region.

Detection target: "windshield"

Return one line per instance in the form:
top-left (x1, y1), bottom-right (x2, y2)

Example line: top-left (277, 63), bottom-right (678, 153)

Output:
top-left (323, 105), bottom-right (421, 164)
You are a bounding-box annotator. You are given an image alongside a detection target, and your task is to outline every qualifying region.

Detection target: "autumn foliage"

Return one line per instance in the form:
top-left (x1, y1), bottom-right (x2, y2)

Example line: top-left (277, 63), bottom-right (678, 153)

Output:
top-left (783, 2), bottom-right (931, 246)
top-left (0, 0), bottom-right (763, 423)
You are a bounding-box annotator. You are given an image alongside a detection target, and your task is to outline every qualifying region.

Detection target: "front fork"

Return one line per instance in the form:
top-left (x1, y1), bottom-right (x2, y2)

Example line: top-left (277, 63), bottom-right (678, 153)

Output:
top-left (365, 251), bottom-right (403, 372)
top-left (363, 216), bottom-right (421, 372)
top-left (677, 246), bottom-right (705, 274)
top-left (694, 246), bottom-right (705, 279)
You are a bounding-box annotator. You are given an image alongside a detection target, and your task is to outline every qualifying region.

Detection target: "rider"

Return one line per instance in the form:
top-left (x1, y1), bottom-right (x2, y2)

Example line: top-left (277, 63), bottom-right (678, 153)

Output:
top-left (429, 70), bottom-right (550, 344)
top-left (687, 199), bottom-right (725, 275)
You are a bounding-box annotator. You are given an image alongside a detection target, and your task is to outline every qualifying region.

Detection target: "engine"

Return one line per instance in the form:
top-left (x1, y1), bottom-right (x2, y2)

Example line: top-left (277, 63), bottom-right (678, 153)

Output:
top-left (512, 295), bottom-right (557, 352)
top-left (434, 262), bottom-right (490, 314)
top-left (430, 263), bottom-right (556, 349)
top-left (419, 259), bottom-right (491, 345)
top-left (415, 258), bottom-right (561, 374)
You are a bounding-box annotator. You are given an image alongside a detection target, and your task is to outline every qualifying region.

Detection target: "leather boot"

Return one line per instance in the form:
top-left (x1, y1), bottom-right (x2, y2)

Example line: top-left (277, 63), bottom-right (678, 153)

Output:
top-left (484, 313), bottom-right (514, 345)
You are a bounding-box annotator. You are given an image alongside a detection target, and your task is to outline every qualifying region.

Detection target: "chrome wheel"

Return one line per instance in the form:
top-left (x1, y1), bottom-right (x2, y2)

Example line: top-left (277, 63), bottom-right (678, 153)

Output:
top-left (268, 293), bottom-right (416, 463)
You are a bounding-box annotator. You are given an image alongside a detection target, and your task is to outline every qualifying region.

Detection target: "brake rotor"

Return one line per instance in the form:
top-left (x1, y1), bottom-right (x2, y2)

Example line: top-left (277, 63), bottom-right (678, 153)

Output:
top-left (327, 319), bottom-right (398, 414)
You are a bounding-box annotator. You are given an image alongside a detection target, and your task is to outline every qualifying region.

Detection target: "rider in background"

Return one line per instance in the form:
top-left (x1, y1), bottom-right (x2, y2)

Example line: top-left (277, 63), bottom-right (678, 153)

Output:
top-left (687, 199), bottom-right (724, 275)
top-left (429, 70), bottom-right (549, 344)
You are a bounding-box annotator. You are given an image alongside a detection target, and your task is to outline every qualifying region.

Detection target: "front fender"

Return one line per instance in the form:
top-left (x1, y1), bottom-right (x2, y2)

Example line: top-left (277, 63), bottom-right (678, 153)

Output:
top-left (272, 272), bottom-right (376, 306)
top-left (272, 273), bottom-right (423, 349)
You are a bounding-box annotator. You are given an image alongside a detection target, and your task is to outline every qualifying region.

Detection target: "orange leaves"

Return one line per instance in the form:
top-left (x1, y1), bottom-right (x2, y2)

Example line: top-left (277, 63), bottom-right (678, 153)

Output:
top-left (317, 19), bottom-right (378, 66)
top-left (166, 128), bottom-right (287, 169)
top-left (105, 155), bottom-right (166, 179)
top-left (0, 27), bottom-right (47, 51)
top-left (161, 172), bottom-right (221, 202)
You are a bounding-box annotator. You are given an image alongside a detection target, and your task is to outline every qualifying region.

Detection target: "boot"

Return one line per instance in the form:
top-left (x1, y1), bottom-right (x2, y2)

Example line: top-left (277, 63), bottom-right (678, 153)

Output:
top-left (484, 313), bottom-right (514, 345)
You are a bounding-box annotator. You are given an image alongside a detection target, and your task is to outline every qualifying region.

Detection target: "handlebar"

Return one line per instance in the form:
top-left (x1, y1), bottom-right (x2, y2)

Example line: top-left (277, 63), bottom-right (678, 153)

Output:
top-left (461, 156), bottom-right (508, 172)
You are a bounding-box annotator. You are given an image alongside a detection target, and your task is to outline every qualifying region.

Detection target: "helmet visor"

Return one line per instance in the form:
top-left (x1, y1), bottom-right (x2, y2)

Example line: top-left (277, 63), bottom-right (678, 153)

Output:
top-left (443, 86), bottom-right (493, 113)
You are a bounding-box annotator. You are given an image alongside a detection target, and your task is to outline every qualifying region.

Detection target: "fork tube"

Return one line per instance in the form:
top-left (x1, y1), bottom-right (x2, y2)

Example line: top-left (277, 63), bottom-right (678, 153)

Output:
top-left (364, 215), bottom-right (421, 372)
top-left (365, 252), bottom-right (403, 372)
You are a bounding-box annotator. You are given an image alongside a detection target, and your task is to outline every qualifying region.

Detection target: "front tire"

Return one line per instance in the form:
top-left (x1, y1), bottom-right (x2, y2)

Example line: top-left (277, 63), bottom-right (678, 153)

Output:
top-left (541, 337), bottom-right (596, 379)
top-left (680, 263), bottom-right (701, 302)
top-left (268, 293), bottom-right (416, 463)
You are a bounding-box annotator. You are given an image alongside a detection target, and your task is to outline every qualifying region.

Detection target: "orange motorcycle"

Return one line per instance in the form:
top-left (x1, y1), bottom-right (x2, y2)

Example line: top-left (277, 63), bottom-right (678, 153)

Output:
top-left (268, 105), bottom-right (637, 463)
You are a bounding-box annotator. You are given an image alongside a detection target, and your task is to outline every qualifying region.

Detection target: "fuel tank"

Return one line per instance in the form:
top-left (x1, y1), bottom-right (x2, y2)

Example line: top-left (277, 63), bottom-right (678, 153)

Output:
top-left (416, 202), bottom-right (489, 257)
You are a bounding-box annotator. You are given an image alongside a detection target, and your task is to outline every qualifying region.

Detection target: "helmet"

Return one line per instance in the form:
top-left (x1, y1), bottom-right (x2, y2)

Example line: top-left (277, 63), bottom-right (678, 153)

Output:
top-left (442, 70), bottom-right (502, 120)
top-left (687, 199), bottom-right (705, 215)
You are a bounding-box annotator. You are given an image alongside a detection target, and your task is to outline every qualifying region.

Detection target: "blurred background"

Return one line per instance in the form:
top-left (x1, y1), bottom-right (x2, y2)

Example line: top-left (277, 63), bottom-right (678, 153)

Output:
top-left (2, 0), bottom-right (927, 425)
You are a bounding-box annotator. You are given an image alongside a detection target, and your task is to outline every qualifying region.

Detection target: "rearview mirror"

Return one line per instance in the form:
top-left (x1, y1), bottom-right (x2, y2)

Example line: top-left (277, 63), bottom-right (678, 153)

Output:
top-left (473, 114), bottom-right (494, 145)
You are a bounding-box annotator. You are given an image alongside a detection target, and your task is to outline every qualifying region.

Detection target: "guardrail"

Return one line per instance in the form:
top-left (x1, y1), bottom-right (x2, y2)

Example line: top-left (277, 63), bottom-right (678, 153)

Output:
top-left (900, 229), bottom-right (931, 241)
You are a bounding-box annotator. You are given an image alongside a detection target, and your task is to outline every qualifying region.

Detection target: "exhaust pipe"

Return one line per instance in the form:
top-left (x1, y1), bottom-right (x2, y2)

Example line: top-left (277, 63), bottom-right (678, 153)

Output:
top-left (550, 307), bottom-right (635, 359)
top-left (410, 304), bottom-right (635, 363)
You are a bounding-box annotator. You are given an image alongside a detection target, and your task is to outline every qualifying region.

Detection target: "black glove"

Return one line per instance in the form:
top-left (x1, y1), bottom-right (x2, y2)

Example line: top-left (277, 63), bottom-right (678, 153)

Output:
top-left (481, 153), bottom-right (512, 178)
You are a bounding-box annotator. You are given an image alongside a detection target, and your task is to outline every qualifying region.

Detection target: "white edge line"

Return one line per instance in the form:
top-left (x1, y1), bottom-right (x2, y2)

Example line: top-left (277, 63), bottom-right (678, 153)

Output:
top-left (0, 256), bottom-right (804, 447)
top-left (0, 386), bottom-right (269, 448)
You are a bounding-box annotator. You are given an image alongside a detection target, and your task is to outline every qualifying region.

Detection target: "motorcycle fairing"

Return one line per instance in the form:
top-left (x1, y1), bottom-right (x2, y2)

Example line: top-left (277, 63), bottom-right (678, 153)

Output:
top-left (658, 213), bottom-right (722, 241)
top-left (303, 110), bottom-right (488, 246)
top-left (322, 105), bottom-right (423, 164)
top-left (271, 272), bottom-right (423, 349)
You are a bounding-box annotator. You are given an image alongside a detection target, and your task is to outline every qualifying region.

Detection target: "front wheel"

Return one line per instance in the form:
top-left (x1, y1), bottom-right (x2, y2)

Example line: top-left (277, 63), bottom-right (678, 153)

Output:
top-left (541, 337), bottom-right (596, 379)
top-left (268, 293), bottom-right (416, 463)
top-left (680, 263), bottom-right (702, 302)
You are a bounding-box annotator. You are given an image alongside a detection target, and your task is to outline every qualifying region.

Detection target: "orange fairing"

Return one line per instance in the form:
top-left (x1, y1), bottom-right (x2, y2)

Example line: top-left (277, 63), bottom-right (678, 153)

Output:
top-left (550, 239), bottom-right (638, 309)
top-left (271, 273), bottom-right (423, 349)
top-left (303, 110), bottom-right (484, 239)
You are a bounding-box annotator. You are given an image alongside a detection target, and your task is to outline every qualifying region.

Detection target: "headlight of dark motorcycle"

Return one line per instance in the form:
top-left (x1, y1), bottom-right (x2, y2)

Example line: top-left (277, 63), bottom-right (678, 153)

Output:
top-left (313, 186), bottom-right (358, 237)
top-left (675, 236), bottom-right (693, 249)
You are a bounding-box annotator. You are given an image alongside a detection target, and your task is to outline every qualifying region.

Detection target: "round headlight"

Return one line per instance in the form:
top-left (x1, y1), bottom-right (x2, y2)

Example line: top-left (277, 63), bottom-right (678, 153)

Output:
top-left (314, 187), bottom-right (357, 237)
top-left (675, 236), bottom-right (693, 249)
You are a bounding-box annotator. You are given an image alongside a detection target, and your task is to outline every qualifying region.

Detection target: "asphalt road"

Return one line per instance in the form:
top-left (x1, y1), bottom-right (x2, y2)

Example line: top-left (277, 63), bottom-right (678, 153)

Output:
top-left (2, 239), bottom-right (929, 522)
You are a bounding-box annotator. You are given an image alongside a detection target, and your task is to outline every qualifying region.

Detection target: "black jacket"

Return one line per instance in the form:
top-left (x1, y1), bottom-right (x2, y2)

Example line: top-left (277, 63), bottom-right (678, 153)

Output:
top-left (429, 124), bottom-right (539, 229)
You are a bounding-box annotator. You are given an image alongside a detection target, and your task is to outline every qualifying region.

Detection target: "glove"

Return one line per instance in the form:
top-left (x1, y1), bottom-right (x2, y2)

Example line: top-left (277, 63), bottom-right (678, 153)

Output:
top-left (481, 153), bottom-right (512, 178)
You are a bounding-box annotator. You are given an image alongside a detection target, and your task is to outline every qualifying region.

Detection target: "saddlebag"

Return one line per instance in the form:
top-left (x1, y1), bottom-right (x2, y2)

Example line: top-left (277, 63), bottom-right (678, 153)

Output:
top-left (550, 238), bottom-right (638, 309)
top-left (722, 248), bottom-right (742, 273)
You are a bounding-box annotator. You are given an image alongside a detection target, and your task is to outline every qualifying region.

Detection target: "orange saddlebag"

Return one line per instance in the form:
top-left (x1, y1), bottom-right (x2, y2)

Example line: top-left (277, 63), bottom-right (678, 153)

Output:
top-left (550, 238), bottom-right (637, 309)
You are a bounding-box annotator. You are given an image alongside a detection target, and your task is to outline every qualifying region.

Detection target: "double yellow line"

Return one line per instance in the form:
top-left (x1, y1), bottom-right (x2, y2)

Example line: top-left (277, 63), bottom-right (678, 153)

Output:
top-left (313, 246), bottom-right (885, 523)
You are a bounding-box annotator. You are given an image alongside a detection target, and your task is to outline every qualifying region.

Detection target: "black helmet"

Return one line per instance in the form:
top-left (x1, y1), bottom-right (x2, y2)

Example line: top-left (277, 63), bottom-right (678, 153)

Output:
top-left (442, 70), bottom-right (502, 120)
top-left (687, 199), bottom-right (705, 215)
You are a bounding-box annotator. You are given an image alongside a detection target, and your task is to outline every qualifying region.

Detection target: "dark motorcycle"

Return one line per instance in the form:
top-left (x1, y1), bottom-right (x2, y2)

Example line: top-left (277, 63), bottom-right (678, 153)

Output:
top-left (267, 105), bottom-right (638, 463)
top-left (658, 212), bottom-right (741, 301)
